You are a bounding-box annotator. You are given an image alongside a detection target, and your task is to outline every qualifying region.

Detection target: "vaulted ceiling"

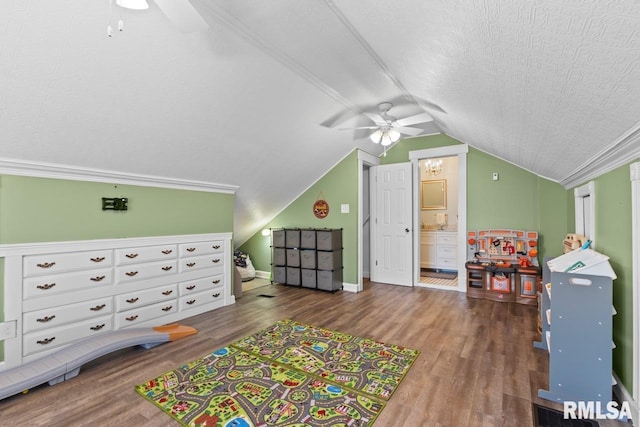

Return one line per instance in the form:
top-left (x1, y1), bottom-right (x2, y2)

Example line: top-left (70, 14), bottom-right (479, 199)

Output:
top-left (2, 1), bottom-right (640, 244)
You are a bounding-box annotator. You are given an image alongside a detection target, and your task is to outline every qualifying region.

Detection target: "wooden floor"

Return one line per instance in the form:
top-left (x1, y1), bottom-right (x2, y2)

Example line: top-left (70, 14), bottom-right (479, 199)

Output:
top-left (0, 281), bottom-right (625, 426)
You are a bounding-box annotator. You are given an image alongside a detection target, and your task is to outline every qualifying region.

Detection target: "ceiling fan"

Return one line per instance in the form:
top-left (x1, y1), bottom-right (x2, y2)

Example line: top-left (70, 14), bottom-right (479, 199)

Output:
top-left (115, 0), bottom-right (208, 33)
top-left (340, 102), bottom-right (434, 146)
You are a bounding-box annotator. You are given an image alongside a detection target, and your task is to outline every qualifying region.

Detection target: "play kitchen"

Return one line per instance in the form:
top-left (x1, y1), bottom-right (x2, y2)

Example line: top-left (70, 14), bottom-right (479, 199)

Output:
top-left (465, 229), bottom-right (541, 304)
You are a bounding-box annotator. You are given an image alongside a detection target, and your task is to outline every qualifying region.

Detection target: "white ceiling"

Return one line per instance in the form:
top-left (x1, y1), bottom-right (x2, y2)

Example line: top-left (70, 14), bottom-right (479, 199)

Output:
top-left (2, 1), bottom-right (640, 244)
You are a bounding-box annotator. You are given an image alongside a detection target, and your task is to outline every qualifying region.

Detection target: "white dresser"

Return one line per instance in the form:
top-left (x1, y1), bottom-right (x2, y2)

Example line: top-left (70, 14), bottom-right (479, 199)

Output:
top-left (0, 233), bottom-right (233, 369)
top-left (420, 231), bottom-right (457, 271)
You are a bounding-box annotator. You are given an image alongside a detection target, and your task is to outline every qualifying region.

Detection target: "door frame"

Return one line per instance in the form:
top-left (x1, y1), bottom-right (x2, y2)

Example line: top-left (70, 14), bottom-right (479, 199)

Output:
top-left (409, 144), bottom-right (468, 291)
top-left (356, 150), bottom-right (380, 292)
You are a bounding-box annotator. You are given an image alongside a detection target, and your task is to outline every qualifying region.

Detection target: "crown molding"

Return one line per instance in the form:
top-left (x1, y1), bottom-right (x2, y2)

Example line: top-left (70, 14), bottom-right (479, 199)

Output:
top-left (560, 121), bottom-right (640, 189)
top-left (0, 158), bottom-right (238, 194)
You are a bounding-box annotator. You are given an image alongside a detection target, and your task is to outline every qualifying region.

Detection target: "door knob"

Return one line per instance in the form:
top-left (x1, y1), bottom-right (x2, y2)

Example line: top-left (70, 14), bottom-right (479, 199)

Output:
top-left (405, 228), bottom-right (410, 232)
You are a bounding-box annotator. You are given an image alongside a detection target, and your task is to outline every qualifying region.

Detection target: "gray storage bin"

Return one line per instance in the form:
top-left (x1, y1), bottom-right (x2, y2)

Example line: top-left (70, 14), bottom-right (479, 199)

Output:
top-left (301, 269), bottom-right (317, 288)
top-left (272, 229), bottom-right (285, 248)
top-left (285, 229), bottom-right (301, 248)
top-left (317, 268), bottom-right (342, 291)
top-left (316, 229), bottom-right (342, 251)
top-left (300, 250), bottom-right (316, 269)
top-left (286, 267), bottom-right (301, 286)
top-left (273, 266), bottom-right (287, 284)
top-left (273, 248), bottom-right (286, 266)
top-left (300, 229), bottom-right (316, 249)
top-left (286, 248), bottom-right (300, 267)
top-left (317, 249), bottom-right (342, 270)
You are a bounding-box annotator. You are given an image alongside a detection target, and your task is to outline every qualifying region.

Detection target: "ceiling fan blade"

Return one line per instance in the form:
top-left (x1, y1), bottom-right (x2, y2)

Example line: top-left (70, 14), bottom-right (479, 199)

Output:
top-left (153, 0), bottom-right (209, 33)
top-left (363, 112), bottom-right (387, 125)
top-left (395, 126), bottom-right (425, 136)
top-left (395, 112), bottom-right (433, 127)
top-left (338, 126), bottom-right (379, 130)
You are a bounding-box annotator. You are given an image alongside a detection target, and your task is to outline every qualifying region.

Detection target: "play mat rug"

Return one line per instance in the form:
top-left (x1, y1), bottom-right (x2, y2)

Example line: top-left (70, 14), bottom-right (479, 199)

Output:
top-left (135, 319), bottom-right (419, 426)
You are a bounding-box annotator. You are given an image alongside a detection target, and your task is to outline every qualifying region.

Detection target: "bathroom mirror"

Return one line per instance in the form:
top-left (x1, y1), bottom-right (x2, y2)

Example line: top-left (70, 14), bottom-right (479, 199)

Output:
top-left (421, 179), bottom-right (447, 210)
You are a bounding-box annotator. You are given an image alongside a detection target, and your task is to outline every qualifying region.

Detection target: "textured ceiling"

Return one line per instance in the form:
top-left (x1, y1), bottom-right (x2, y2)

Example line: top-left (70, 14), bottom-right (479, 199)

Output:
top-left (1, 1), bottom-right (640, 244)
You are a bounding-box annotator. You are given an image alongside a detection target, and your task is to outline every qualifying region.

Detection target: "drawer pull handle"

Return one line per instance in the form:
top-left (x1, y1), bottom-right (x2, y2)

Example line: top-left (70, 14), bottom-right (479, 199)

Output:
top-left (162, 290), bottom-right (173, 295)
top-left (126, 253), bottom-right (139, 259)
top-left (186, 247), bottom-right (196, 252)
top-left (37, 283), bottom-right (56, 290)
top-left (126, 315), bottom-right (138, 321)
top-left (212, 245), bottom-right (220, 249)
top-left (90, 304), bottom-right (106, 311)
top-left (37, 337), bottom-right (55, 345)
top-left (212, 258), bottom-right (221, 263)
top-left (37, 315), bottom-right (56, 323)
top-left (162, 266), bottom-right (173, 271)
top-left (90, 324), bottom-right (105, 331)
top-left (212, 279), bottom-right (221, 284)
top-left (186, 299), bottom-right (196, 305)
top-left (186, 262), bottom-right (196, 267)
top-left (162, 306), bottom-right (173, 312)
top-left (186, 285), bottom-right (196, 290)
top-left (90, 257), bottom-right (106, 263)
top-left (126, 298), bottom-right (139, 303)
top-left (162, 249), bottom-right (173, 254)
top-left (91, 275), bottom-right (106, 282)
top-left (212, 293), bottom-right (221, 298)
top-left (126, 271), bottom-right (138, 277)
top-left (36, 262), bottom-right (56, 269)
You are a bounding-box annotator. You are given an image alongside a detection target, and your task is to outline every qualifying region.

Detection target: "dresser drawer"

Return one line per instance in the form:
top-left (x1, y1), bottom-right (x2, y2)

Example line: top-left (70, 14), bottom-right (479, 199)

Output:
top-left (24, 268), bottom-right (113, 300)
top-left (179, 254), bottom-right (223, 273)
top-left (115, 244), bottom-right (177, 265)
top-left (23, 250), bottom-right (113, 277)
top-left (115, 300), bottom-right (177, 329)
top-left (115, 284), bottom-right (177, 312)
top-left (179, 290), bottom-right (224, 311)
top-left (178, 275), bottom-right (224, 295)
top-left (179, 241), bottom-right (224, 257)
top-left (436, 256), bottom-right (457, 270)
top-left (436, 233), bottom-right (457, 245)
top-left (437, 245), bottom-right (457, 258)
top-left (23, 315), bottom-right (113, 356)
top-left (23, 297), bottom-right (113, 333)
top-left (115, 260), bottom-right (178, 284)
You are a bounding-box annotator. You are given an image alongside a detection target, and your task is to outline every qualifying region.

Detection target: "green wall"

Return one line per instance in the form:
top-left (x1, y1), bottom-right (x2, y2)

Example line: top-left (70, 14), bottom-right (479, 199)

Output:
top-left (574, 165), bottom-right (634, 393)
top-left (239, 150), bottom-right (359, 284)
top-left (0, 174), bottom-right (235, 361)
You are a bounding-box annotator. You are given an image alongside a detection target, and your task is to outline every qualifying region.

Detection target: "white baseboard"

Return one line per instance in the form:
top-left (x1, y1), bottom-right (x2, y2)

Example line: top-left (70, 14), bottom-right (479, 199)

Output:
top-left (614, 371), bottom-right (637, 422)
top-left (342, 282), bottom-right (359, 293)
top-left (255, 270), bottom-right (271, 280)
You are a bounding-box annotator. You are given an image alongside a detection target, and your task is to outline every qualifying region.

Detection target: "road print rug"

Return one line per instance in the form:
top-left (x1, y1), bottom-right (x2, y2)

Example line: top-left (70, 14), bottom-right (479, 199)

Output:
top-left (135, 319), bottom-right (419, 426)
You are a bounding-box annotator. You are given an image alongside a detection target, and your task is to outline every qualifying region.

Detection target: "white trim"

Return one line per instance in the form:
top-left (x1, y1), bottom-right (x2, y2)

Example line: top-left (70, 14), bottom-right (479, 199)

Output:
top-left (358, 150), bottom-right (380, 292)
top-left (631, 162), bottom-right (640, 415)
top-left (255, 270), bottom-right (271, 280)
top-left (410, 144), bottom-right (468, 292)
top-left (342, 282), bottom-right (359, 293)
top-left (0, 158), bottom-right (238, 194)
top-left (574, 181), bottom-right (596, 246)
top-left (561, 120), bottom-right (640, 189)
top-left (614, 370), bottom-right (638, 423)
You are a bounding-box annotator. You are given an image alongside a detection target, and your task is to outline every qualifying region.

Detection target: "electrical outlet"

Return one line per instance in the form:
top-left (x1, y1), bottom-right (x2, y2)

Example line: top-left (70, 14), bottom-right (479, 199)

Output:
top-left (0, 320), bottom-right (17, 340)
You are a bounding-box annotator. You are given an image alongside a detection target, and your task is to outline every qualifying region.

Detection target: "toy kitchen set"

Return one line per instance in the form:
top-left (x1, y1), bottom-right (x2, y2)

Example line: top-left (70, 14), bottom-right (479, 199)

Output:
top-left (465, 229), bottom-right (541, 304)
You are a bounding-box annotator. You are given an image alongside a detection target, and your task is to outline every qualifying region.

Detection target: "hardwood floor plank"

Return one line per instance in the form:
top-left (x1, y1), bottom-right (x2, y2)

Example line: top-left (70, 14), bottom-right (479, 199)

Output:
top-left (0, 281), bottom-right (619, 426)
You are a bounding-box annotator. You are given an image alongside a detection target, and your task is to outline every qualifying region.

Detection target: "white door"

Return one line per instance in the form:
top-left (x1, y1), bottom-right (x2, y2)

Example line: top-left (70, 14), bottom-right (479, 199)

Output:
top-left (370, 162), bottom-right (413, 286)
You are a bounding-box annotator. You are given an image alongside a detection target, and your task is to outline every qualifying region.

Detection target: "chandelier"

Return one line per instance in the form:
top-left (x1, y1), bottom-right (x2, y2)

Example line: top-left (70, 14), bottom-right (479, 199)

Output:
top-left (425, 159), bottom-right (443, 175)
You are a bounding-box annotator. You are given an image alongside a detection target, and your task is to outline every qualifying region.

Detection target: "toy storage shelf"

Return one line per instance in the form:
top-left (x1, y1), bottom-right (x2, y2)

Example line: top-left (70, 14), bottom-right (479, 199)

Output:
top-left (271, 228), bottom-right (343, 292)
top-left (535, 269), bottom-right (616, 407)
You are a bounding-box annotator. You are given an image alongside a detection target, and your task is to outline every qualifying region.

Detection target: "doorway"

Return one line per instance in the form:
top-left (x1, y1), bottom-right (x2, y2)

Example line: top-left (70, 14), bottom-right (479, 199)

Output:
top-left (410, 144), bottom-right (468, 291)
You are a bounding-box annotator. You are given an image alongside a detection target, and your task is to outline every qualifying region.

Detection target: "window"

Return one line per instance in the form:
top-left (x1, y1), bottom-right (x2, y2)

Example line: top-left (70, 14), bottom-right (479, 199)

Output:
top-left (574, 181), bottom-right (595, 244)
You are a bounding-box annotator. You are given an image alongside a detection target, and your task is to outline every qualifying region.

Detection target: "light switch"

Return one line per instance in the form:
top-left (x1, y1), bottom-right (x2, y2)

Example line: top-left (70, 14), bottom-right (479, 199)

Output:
top-left (341, 204), bottom-right (350, 213)
top-left (492, 172), bottom-right (499, 181)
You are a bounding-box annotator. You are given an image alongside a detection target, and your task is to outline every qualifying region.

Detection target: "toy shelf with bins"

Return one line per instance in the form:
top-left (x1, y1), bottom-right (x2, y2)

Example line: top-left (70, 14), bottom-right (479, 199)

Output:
top-left (534, 258), bottom-right (617, 410)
